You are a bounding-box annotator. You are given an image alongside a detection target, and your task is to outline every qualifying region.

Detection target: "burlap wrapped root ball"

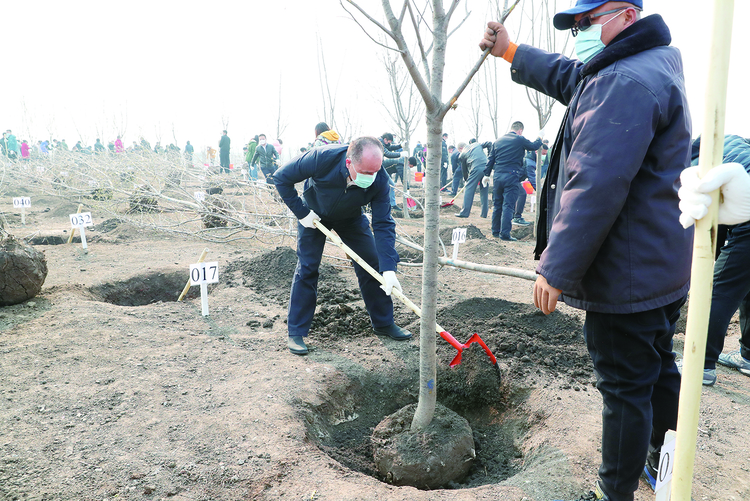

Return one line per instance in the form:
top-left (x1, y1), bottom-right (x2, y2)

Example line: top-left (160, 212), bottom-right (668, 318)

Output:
top-left (0, 235), bottom-right (48, 306)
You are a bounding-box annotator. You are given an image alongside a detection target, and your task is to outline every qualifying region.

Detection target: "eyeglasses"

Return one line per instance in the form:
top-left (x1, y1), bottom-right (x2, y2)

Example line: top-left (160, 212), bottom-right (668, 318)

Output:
top-left (571, 7), bottom-right (630, 36)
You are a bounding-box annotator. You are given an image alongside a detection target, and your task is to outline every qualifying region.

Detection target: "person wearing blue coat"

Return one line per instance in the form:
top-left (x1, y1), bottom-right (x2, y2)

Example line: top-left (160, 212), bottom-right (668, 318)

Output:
top-left (483, 122), bottom-right (542, 240)
top-left (273, 137), bottom-right (412, 355)
top-left (686, 135), bottom-right (750, 387)
top-left (482, 2), bottom-right (692, 500)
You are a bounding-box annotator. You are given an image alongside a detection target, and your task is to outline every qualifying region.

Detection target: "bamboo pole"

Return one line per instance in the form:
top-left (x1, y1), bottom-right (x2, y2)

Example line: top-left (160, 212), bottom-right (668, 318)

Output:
top-left (671, 2), bottom-right (733, 500)
top-left (177, 248), bottom-right (209, 301)
top-left (314, 220), bottom-right (447, 334)
top-left (67, 204), bottom-right (83, 244)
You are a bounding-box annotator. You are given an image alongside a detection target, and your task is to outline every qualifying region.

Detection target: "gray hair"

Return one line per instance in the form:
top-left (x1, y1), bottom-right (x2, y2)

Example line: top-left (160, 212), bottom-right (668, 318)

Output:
top-left (347, 136), bottom-right (383, 163)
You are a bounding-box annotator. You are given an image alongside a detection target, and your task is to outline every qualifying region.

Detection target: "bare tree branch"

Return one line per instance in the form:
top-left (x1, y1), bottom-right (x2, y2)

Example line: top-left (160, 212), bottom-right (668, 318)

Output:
top-left (439, 0), bottom-right (521, 117)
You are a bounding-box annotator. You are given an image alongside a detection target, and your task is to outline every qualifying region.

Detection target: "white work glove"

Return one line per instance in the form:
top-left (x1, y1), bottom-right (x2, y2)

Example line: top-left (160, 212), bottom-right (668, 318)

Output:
top-left (400, 151), bottom-right (409, 159)
top-left (481, 175), bottom-right (490, 187)
top-left (381, 270), bottom-right (402, 296)
top-left (678, 163), bottom-right (750, 229)
top-left (299, 210), bottom-right (321, 229)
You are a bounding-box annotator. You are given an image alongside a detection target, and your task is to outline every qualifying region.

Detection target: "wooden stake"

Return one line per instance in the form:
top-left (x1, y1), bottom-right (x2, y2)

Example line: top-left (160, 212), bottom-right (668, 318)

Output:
top-left (178, 248), bottom-right (209, 301)
top-left (67, 204), bottom-right (83, 244)
top-left (671, 2), bottom-right (733, 500)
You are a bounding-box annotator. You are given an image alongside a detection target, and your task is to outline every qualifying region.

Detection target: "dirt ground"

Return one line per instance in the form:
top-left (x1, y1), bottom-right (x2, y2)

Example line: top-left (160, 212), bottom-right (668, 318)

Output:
top-left (1, 181), bottom-right (749, 501)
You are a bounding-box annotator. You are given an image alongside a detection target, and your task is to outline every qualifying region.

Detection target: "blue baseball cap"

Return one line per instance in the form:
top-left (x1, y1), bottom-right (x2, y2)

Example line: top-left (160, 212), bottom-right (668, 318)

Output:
top-left (553, 0), bottom-right (643, 30)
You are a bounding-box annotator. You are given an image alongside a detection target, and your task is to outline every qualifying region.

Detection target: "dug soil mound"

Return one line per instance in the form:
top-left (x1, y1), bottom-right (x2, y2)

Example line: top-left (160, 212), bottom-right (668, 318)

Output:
top-left (223, 246), bottom-right (359, 307)
top-left (436, 297), bottom-right (591, 386)
top-left (439, 224), bottom-right (486, 243)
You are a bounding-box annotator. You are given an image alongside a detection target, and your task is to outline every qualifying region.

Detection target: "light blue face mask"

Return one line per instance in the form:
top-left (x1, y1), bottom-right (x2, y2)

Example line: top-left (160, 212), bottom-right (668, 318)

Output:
top-left (353, 171), bottom-right (376, 189)
top-left (574, 9), bottom-right (627, 64)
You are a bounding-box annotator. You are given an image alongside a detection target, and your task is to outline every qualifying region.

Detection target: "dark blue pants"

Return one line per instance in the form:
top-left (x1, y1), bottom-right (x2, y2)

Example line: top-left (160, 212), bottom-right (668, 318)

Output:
top-left (514, 185), bottom-right (526, 219)
top-left (288, 215), bottom-right (394, 337)
top-left (705, 222), bottom-right (750, 369)
top-left (514, 173), bottom-right (536, 219)
top-left (220, 150), bottom-right (230, 173)
top-left (491, 171), bottom-right (520, 238)
top-left (451, 167), bottom-right (464, 196)
top-left (440, 163), bottom-right (448, 190)
top-left (457, 167), bottom-right (488, 218)
top-left (584, 296), bottom-right (685, 501)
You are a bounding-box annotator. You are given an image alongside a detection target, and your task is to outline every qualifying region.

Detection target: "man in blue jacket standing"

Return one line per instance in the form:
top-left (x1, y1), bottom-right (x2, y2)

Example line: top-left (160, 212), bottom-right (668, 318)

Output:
top-left (219, 130), bottom-right (231, 174)
top-left (484, 122), bottom-right (542, 240)
top-left (455, 139), bottom-right (492, 219)
top-left (482, 1), bottom-right (692, 500)
top-left (681, 135), bottom-right (750, 387)
top-left (273, 136), bottom-right (412, 355)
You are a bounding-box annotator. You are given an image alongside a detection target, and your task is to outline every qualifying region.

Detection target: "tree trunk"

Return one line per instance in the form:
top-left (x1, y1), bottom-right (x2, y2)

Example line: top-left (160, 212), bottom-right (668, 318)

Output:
top-left (411, 115), bottom-right (442, 431)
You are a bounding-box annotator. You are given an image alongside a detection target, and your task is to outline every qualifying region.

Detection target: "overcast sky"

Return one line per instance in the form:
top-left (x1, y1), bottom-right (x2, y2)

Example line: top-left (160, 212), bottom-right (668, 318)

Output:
top-left (2, 1), bottom-right (747, 159)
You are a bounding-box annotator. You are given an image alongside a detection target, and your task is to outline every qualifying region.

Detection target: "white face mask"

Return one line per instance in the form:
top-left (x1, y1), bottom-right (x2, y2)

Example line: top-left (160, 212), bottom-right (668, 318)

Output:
top-left (575, 8), bottom-right (627, 63)
top-left (259, 139), bottom-right (266, 146)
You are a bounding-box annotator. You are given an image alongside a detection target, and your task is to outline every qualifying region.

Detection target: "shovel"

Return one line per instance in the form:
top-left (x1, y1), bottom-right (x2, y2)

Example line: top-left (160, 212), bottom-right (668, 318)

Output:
top-left (312, 219), bottom-right (502, 381)
top-left (440, 184), bottom-right (466, 208)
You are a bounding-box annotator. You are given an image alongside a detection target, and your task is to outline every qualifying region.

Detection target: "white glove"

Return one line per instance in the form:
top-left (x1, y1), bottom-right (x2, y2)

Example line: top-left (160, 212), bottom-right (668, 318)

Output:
top-left (400, 151), bottom-right (409, 159)
top-left (481, 175), bottom-right (490, 187)
top-left (299, 210), bottom-right (321, 229)
top-left (678, 163), bottom-right (750, 229)
top-left (381, 270), bottom-right (402, 296)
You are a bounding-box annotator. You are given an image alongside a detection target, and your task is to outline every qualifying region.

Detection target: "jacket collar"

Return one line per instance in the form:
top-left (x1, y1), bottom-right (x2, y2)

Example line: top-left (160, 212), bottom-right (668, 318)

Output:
top-left (581, 14), bottom-right (671, 77)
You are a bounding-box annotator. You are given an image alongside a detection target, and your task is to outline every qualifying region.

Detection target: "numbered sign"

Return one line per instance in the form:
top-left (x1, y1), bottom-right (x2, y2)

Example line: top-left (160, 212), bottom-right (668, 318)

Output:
top-left (655, 431), bottom-right (676, 493)
top-left (13, 197), bottom-right (31, 208)
top-left (69, 212), bottom-right (94, 228)
top-left (451, 228), bottom-right (467, 244)
top-left (194, 191), bottom-right (206, 202)
top-left (189, 262), bottom-right (219, 286)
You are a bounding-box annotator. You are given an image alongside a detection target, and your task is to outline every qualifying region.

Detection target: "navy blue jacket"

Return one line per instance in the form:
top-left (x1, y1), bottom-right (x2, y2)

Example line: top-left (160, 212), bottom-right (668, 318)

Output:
top-left (513, 15), bottom-right (693, 313)
top-left (272, 144), bottom-right (399, 272)
top-left (451, 150), bottom-right (461, 178)
top-left (691, 135), bottom-right (750, 174)
top-left (691, 134), bottom-right (750, 240)
top-left (485, 132), bottom-right (542, 178)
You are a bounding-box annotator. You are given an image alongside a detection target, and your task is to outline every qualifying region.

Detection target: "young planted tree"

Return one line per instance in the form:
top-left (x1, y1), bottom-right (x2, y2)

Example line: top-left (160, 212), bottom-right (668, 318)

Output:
top-left (341, 0), bottom-right (520, 433)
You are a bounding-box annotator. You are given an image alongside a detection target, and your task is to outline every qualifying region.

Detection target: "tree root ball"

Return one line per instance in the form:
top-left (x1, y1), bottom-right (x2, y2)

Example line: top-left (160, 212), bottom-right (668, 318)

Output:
top-left (201, 196), bottom-right (230, 228)
top-left (128, 190), bottom-right (159, 213)
top-left (371, 403), bottom-right (475, 489)
top-left (0, 235), bottom-right (48, 306)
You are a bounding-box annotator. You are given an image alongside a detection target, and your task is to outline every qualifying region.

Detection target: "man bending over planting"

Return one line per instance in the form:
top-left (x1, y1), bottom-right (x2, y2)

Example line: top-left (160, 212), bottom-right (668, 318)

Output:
top-left (272, 136), bottom-right (412, 355)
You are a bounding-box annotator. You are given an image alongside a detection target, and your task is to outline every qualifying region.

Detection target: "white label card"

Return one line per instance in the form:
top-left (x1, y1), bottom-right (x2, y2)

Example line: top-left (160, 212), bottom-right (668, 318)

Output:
top-left (13, 197), bottom-right (31, 208)
top-left (194, 191), bottom-right (206, 202)
top-left (190, 262), bottom-right (219, 286)
top-left (69, 212), bottom-right (94, 228)
top-left (655, 432), bottom-right (676, 492)
top-left (452, 228), bottom-right (467, 244)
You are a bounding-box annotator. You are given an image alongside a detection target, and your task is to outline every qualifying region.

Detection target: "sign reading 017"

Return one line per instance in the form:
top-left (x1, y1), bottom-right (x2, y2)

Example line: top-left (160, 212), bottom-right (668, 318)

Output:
top-left (69, 212), bottom-right (93, 228)
top-left (190, 262), bottom-right (219, 286)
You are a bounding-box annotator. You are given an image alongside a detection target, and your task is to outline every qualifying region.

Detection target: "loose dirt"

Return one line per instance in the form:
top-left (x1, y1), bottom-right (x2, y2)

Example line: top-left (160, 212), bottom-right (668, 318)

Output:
top-left (0, 188), bottom-right (748, 501)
